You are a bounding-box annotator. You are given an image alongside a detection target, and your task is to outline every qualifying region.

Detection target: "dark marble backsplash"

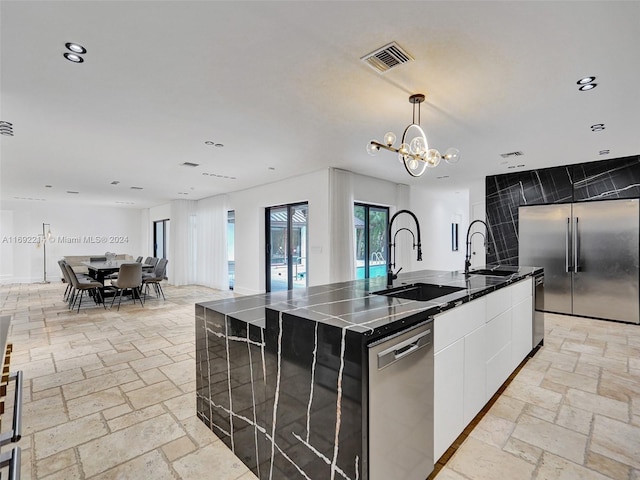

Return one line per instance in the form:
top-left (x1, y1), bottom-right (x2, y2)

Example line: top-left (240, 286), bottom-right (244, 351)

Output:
top-left (486, 155), bottom-right (640, 265)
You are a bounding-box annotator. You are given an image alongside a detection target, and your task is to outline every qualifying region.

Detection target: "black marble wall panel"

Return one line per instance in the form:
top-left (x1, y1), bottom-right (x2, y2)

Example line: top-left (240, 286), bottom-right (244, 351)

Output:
top-left (572, 156), bottom-right (640, 201)
top-left (486, 155), bottom-right (640, 265)
top-left (196, 306), bottom-right (363, 480)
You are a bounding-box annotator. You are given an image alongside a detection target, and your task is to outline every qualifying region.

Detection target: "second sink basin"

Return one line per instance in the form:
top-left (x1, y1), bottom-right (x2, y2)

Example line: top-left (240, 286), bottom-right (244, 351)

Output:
top-left (373, 282), bottom-right (465, 302)
top-left (469, 268), bottom-right (516, 277)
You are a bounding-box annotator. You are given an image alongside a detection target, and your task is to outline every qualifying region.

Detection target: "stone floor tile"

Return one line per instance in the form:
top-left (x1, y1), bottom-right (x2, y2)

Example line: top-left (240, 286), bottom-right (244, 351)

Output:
top-left (34, 413), bottom-right (108, 460)
top-left (502, 436), bottom-right (543, 465)
top-left (511, 414), bottom-right (588, 464)
top-left (107, 404), bottom-right (165, 432)
top-left (537, 452), bottom-right (612, 480)
top-left (590, 415), bottom-right (640, 469)
top-left (31, 368), bottom-right (85, 393)
top-left (544, 367), bottom-right (599, 393)
top-left (61, 368), bottom-right (140, 400)
top-left (448, 437), bottom-right (535, 480)
top-left (162, 435), bottom-right (197, 462)
top-left (159, 358), bottom-right (195, 386)
top-left (565, 389), bottom-right (629, 422)
top-left (172, 442), bottom-right (254, 480)
top-left (40, 463), bottom-right (82, 480)
top-left (555, 405), bottom-right (593, 435)
top-left (124, 379), bottom-right (183, 409)
top-left (78, 413), bottom-right (183, 477)
top-left (586, 451), bottom-right (632, 480)
top-left (98, 349), bottom-right (144, 366)
top-left (22, 393), bottom-right (69, 436)
top-left (129, 353), bottom-right (173, 372)
top-left (137, 367), bottom-right (168, 385)
top-left (35, 448), bottom-right (77, 478)
top-left (66, 387), bottom-right (126, 420)
top-left (163, 392), bottom-right (197, 421)
top-left (468, 413), bottom-right (515, 449)
top-left (87, 450), bottom-right (175, 480)
top-left (504, 382), bottom-right (563, 412)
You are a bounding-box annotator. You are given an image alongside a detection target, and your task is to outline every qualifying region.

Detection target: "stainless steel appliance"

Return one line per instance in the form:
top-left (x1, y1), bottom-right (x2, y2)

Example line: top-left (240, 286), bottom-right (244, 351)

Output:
top-left (519, 199), bottom-right (640, 324)
top-left (367, 320), bottom-right (434, 480)
top-left (532, 271), bottom-right (544, 348)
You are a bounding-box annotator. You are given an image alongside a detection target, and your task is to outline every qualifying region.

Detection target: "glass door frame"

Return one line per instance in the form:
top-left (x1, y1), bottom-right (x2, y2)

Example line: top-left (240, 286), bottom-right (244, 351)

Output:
top-left (265, 202), bottom-right (308, 292)
top-left (153, 219), bottom-right (169, 259)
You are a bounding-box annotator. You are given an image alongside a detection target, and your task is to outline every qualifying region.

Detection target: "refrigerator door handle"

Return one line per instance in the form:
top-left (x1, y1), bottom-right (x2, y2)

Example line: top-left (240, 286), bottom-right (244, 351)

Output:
top-left (574, 217), bottom-right (580, 273)
top-left (565, 217), bottom-right (571, 273)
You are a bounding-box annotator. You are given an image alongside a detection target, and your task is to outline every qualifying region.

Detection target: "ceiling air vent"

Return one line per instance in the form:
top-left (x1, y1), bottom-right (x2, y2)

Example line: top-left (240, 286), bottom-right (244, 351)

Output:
top-left (130, 186), bottom-right (143, 190)
top-left (361, 42), bottom-right (413, 73)
top-left (181, 162), bottom-right (200, 167)
top-left (500, 151), bottom-right (524, 159)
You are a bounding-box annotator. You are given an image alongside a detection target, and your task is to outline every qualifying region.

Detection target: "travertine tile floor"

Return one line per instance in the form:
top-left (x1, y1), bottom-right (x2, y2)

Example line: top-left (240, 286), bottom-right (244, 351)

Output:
top-left (0, 281), bottom-right (638, 479)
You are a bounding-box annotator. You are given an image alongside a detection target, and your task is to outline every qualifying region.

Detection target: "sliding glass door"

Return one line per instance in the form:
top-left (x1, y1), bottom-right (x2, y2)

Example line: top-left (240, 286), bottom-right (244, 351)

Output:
top-left (266, 203), bottom-right (308, 292)
top-left (354, 204), bottom-right (388, 279)
top-left (154, 219), bottom-right (169, 259)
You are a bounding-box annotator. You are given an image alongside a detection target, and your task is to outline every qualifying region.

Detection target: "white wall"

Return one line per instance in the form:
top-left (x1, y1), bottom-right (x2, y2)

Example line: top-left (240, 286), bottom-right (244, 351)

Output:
top-left (228, 170), bottom-right (330, 295)
top-left (0, 201), bottom-right (142, 283)
top-left (408, 187), bottom-right (470, 272)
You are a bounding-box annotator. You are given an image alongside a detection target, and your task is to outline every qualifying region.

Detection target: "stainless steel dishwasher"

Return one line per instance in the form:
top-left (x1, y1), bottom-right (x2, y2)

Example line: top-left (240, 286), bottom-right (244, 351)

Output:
top-left (367, 319), bottom-right (434, 480)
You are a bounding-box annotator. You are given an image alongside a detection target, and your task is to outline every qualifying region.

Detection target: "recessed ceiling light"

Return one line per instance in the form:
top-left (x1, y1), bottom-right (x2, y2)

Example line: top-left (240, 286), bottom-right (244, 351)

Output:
top-left (268, 167), bottom-right (276, 171)
top-left (181, 162), bottom-right (200, 167)
top-left (591, 123), bottom-right (605, 132)
top-left (577, 76), bottom-right (596, 85)
top-left (599, 149), bottom-right (610, 155)
top-left (110, 181), bottom-right (120, 185)
top-left (130, 186), bottom-right (143, 190)
top-left (65, 43), bottom-right (87, 54)
top-left (517, 164), bottom-right (525, 168)
top-left (214, 143), bottom-right (224, 148)
top-left (436, 175), bottom-right (449, 179)
top-left (66, 191), bottom-right (79, 194)
top-left (204, 141), bottom-right (214, 145)
top-left (45, 185), bottom-right (52, 188)
top-left (64, 53), bottom-right (84, 63)
top-left (578, 83), bottom-right (597, 91)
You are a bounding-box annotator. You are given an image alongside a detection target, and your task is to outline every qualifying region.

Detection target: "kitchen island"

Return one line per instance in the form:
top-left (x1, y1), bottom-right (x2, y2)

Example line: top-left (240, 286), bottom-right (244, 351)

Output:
top-left (195, 267), bottom-right (542, 480)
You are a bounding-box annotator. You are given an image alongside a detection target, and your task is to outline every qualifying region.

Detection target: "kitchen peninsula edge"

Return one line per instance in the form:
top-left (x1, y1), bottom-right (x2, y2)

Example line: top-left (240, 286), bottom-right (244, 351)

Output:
top-left (195, 267), bottom-right (542, 480)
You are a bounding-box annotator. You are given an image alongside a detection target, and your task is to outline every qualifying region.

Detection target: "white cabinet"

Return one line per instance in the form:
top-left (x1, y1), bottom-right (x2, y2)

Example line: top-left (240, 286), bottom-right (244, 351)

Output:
top-left (434, 337), bottom-right (464, 460)
top-left (463, 324), bottom-right (486, 424)
top-left (433, 277), bottom-right (533, 461)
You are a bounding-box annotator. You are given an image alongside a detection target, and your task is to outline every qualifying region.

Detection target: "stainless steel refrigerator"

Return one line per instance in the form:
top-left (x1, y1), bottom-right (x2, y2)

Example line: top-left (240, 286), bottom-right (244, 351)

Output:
top-left (519, 198), bottom-right (639, 324)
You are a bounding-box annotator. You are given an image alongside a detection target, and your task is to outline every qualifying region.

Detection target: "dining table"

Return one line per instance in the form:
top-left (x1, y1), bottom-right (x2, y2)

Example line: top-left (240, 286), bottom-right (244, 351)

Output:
top-left (82, 260), bottom-right (154, 284)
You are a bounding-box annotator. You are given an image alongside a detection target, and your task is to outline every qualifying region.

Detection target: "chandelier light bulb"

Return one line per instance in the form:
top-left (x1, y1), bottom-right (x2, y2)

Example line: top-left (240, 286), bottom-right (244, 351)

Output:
top-left (409, 158), bottom-right (419, 170)
top-left (366, 142), bottom-right (380, 156)
top-left (409, 136), bottom-right (427, 156)
top-left (384, 132), bottom-right (396, 147)
top-left (444, 147), bottom-right (461, 164)
top-left (426, 149), bottom-right (442, 168)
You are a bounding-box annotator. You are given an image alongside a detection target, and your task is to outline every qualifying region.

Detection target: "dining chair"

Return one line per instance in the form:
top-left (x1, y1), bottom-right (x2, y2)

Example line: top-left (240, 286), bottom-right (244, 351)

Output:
top-left (144, 257), bottom-right (154, 265)
top-left (108, 263), bottom-right (143, 310)
top-left (142, 258), bottom-right (168, 301)
top-left (135, 256), bottom-right (143, 263)
top-left (64, 263), bottom-right (105, 312)
top-left (149, 257), bottom-right (159, 267)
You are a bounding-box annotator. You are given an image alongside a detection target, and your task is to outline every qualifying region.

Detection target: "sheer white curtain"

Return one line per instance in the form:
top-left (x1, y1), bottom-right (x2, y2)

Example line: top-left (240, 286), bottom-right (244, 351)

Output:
top-left (329, 168), bottom-right (355, 282)
top-left (394, 183), bottom-right (414, 272)
top-left (169, 199), bottom-right (197, 286)
top-left (196, 195), bottom-right (228, 290)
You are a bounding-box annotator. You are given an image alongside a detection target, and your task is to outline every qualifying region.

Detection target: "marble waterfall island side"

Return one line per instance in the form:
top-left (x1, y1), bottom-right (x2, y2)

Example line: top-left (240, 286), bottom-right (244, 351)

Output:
top-left (195, 267), bottom-right (541, 480)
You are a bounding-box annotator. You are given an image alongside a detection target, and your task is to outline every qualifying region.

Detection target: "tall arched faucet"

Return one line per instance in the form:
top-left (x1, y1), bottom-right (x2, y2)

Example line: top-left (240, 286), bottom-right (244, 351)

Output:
top-left (387, 209), bottom-right (422, 287)
top-left (464, 219), bottom-right (495, 276)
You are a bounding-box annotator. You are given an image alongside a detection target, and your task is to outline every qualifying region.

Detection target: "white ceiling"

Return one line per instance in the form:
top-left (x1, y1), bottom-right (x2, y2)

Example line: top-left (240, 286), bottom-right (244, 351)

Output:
top-left (2, 1), bottom-right (639, 209)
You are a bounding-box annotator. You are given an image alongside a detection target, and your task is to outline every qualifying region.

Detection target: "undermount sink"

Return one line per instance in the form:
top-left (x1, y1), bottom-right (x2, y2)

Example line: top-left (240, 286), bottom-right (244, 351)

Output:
top-left (373, 282), bottom-right (465, 302)
top-left (469, 268), bottom-right (516, 277)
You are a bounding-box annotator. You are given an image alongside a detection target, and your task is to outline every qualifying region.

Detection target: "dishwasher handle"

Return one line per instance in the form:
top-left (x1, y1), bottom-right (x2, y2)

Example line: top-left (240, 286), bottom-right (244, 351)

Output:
top-left (377, 329), bottom-right (431, 370)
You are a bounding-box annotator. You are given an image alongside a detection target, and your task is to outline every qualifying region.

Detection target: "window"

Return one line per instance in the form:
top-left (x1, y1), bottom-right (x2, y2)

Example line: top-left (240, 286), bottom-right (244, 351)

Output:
top-left (266, 203), bottom-right (308, 292)
top-left (153, 219), bottom-right (169, 260)
top-left (355, 204), bottom-right (388, 279)
top-left (228, 210), bottom-right (235, 290)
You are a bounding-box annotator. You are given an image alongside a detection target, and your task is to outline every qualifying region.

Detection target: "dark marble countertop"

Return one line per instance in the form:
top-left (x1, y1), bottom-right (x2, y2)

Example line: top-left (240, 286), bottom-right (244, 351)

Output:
top-left (197, 266), bottom-right (542, 338)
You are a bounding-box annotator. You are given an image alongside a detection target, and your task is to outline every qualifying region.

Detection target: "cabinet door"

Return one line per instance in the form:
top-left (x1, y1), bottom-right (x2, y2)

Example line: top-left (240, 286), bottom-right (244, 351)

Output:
top-left (434, 297), bottom-right (486, 353)
top-left (434, 337), bottom-right (464, 460)
top-left (485, 309), bottom-right (512, 398)
top-left (512, 296), bottom-right (533, 368)
top-left (463, 324), bottom-right (486, 424)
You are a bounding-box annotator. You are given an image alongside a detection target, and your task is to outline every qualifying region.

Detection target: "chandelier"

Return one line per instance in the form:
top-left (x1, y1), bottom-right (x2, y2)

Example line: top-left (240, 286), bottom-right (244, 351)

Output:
top-left (366, 93), bottom-right (460, 177)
